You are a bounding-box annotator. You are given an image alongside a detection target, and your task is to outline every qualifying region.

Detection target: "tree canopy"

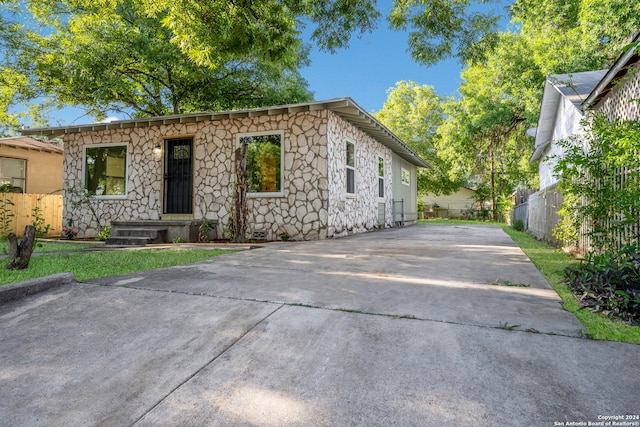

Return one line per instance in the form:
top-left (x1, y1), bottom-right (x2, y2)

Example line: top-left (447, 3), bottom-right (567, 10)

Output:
top-left (374, 81), bottom-right (462, 195)
top-left (0, 0), bottom-right (318, 132)
top-left (431, 0), bottom-right (640, 219)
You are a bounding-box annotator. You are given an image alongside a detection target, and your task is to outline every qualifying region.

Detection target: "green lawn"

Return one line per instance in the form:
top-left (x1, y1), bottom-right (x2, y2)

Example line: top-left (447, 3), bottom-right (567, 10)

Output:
top-left (0, 246), bottom-right (229, 285)
top-left (1, 239), bottom-right (101, 254)
top-left (502, 226), bottom-right (640, 344)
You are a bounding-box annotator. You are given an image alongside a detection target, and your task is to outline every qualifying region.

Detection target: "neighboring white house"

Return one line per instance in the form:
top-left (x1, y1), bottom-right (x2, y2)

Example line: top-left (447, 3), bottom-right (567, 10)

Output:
top-left (529, 69), bottom-right (608, 191)
top-left (526, 70), bottom-right (607, 241)
top-left (21, 98), bottom-right (428, 242)
top-left (528, 32), bottom-right (640, 245)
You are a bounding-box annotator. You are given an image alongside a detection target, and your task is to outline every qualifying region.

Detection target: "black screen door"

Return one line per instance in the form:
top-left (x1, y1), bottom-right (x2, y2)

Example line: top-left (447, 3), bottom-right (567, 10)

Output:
top-left (164, 137), bottom-right (193, 214)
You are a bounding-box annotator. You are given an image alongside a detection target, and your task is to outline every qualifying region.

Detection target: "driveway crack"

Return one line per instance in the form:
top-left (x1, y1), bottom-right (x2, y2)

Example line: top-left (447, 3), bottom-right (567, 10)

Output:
top-left (128, 303), bottom-right (285, 426)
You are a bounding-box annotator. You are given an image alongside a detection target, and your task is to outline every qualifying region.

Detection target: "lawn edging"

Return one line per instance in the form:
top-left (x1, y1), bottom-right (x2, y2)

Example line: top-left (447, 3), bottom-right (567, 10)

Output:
top-left (502, 225), bottom-right (640, 345)
top-left (0, 272), bottom-right (76, 304)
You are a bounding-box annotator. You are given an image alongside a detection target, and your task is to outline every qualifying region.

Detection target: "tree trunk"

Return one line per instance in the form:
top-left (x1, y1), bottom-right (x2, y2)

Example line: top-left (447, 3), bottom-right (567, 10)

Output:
top-left (7, 225), bottom-right (36, 270)
top-left (490, 143), bottom-right (496, 221)
top-left (7, 233), bottom-right (19, 269)
top-left (233, 145), bottom-right (248, 243)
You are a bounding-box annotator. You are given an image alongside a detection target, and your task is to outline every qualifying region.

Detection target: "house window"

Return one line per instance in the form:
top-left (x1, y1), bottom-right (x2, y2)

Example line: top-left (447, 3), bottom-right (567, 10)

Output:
top-left (346, 141), bottom-right (355, 194)
top-left (401, 167), bottom-right (410, 186)
top-left (378, 157), bottom-right (384, 198)
top-left (0, 157), bottom-right (26, 192)
top-left (239, 132), bottom-right (283, 194)
top-left (84, 144), bottom-right (127, 196)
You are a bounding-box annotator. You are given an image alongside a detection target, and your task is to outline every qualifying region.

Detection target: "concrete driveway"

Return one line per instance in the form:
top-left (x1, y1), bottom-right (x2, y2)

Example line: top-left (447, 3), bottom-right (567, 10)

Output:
top-left (1, 224), bottom-right (638, 426)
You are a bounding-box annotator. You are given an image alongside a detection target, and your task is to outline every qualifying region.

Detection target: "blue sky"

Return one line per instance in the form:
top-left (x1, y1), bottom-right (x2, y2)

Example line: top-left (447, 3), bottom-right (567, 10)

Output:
top-left (299, 24), bottom-right (464, 114)
top-left (299, 0), bottom-right (511, 114)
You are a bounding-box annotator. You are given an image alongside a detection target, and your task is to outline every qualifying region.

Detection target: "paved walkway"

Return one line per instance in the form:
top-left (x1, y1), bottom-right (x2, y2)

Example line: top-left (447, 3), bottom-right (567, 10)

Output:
top-left (1, 224), bottom-right (638, 426)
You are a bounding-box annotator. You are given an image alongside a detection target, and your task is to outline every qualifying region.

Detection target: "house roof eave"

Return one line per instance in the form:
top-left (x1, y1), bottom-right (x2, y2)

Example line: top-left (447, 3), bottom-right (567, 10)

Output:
top-left (583, 32), bottom-right (640, 110)
top-left (532, 69), bottom-right (605, 163)
top-left (0, 136), bottom-right (64, 154)
top-left (20, 98), bottom-right (430, 168)
top-left (532, 80), bottom-right (562, 156)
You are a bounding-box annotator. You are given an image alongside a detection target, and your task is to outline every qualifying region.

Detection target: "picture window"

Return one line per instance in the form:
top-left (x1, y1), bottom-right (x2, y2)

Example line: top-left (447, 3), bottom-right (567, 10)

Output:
top-left (84, 144), bottom-right (127, 196)
top-left (239, 132), bottom-right (283, 194)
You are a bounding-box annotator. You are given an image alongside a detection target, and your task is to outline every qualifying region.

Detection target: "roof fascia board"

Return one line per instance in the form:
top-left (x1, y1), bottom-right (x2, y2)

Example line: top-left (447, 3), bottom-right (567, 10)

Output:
top-left (583, 33), bottom-right (640, 109)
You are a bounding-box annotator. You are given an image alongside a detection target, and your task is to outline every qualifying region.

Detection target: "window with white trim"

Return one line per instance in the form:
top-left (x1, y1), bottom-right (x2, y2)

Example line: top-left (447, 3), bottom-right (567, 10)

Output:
top-left (378, 157), bottom-right (384, 198)
top-left (0, 157), bottom-right (26, 192)
top-left (84, 144), bottom-right (127, 196)
top-left (346, 141), bottom-right (355, 194)
top-left (239, 131), bottom-right (283, 194)
top-left (401, 167), bottom-right (410, 186)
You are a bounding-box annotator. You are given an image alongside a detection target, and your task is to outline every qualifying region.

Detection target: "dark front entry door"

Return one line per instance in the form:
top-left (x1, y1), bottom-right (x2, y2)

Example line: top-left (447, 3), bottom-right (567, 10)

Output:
top-left (164, 137), bottom-right (193, 214)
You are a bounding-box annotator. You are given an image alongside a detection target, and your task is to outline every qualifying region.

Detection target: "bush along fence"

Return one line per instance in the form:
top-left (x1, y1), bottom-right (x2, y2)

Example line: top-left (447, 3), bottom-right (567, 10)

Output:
top-left (554, 115), bottom-right (640, 254)
top-left (0, 192), bottom-right (63, 238)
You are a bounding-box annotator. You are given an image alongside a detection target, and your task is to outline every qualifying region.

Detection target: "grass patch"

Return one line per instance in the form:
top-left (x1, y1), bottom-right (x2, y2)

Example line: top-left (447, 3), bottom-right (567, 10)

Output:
top-left (0, 248), bottom-right (229, 285)
top-left (0, 239), bottom-right (101, 255)
top-left (503, 226), bottom-right (640, 344)
top-left (489, 279), bottom-right (531, 287)
top-left (417, 218), bottom-right (503, 226)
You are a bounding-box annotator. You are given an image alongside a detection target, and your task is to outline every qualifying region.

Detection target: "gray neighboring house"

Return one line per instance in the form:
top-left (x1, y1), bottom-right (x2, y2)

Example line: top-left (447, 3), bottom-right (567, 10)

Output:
top-left (528, 33), bottom-right (640, 246)
top-left (21, 98), bottom-right (428, 242)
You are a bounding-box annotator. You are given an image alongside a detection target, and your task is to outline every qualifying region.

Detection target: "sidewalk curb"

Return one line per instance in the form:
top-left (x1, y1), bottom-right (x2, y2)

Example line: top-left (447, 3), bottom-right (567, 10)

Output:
top-left (0, 273), bottom-right (76, 304)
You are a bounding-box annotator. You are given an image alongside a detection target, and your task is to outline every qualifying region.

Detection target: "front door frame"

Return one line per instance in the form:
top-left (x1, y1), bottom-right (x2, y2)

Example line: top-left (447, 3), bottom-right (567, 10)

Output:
top-left (162, 136), bottom-right (194, 218)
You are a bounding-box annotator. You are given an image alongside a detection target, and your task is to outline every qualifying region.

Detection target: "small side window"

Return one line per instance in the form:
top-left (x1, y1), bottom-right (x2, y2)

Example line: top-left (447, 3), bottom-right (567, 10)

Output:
top-left (346, 141), bottom-right (355, 194)
top-left (0, 157), bottom-right (26, 192)
top-left (378, 157), bottom-right (384, 198)
top-left (401, 167), bottom-right (410, 186)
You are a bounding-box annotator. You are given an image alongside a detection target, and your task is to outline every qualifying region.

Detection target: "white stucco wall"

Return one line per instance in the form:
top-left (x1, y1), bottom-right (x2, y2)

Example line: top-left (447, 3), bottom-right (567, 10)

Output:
top-left (391, 154), bottom-right (418, 222)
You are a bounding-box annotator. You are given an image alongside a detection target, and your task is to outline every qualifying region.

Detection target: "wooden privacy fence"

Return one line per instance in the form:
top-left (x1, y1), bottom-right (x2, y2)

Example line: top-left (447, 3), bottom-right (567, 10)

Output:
top-left (526, 187), bottom-right (563, 246)
top-left (512, 202), bottom-right (528, 228)
top-left (0, 193), bottom-right (63, 237)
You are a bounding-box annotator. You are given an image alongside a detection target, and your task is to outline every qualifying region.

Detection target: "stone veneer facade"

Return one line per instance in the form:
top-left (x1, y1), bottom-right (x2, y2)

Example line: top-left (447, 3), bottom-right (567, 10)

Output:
top-left (63, 109), bottom-right (399, 241)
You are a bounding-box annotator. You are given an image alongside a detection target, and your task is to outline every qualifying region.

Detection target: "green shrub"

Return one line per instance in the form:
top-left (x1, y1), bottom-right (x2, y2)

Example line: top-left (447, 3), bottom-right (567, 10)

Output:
top-left (31, 202), bottom-right (51, 238)
top-left (0, 184), bottom-right (15, 238)
top-left (512, 219), bottom-right (524, 232)
top-left (563, 244), bottom-right (640, 324)
top-left (553, 115), bottom-right (640, 251)
top-left (96, 226), bottom-right (111, 241)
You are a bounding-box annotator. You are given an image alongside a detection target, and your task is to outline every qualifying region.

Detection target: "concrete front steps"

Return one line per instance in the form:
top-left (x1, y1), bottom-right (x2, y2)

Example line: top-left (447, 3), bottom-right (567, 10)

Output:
top-left (105, 227), bottom-right (168, 246)
top-left (106, 220), bottom-right (217, 246)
